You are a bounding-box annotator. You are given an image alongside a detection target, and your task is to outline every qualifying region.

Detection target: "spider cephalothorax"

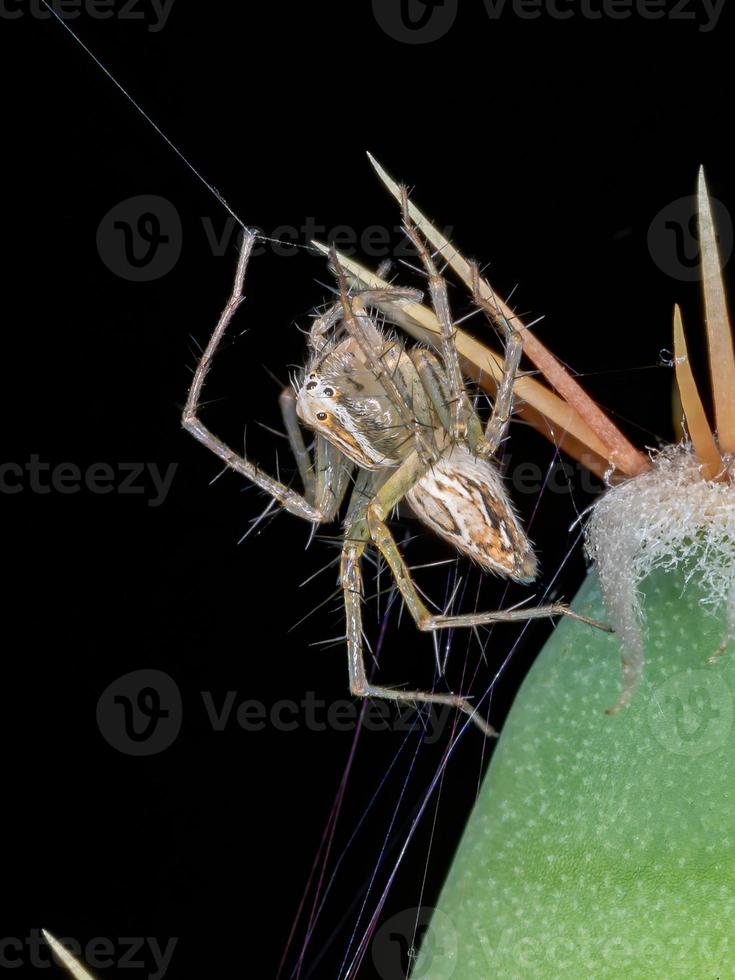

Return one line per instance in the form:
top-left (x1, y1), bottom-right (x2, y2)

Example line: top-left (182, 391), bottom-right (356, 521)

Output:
top-left (296, 332), bottom-right (420, 469)
top-left (183, 190), bottom-right (608, 736)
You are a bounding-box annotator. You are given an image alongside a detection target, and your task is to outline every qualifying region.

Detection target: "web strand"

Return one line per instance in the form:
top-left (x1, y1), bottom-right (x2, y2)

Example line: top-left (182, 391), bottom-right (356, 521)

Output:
top-left (38, 0), bottom-right (313, 252)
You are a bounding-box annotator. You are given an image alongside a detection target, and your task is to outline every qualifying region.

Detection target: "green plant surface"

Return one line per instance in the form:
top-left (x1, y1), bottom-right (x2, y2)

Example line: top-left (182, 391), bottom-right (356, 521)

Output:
top-left (415, 565), bottom-right (735, 979)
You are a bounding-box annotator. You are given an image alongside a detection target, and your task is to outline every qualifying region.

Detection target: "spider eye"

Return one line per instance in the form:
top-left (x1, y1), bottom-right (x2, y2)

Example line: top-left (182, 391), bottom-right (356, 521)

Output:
top-left (316, 412), bottom-right (328, 421)
top-left (306, 381), bottom-right (317, 390)
top-left (323, 387), bottom-right (334, 397)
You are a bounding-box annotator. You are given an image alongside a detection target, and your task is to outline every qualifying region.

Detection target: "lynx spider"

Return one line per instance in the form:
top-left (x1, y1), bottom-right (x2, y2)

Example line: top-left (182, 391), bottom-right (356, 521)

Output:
top-left (183, 190), bottom-right (608, 736)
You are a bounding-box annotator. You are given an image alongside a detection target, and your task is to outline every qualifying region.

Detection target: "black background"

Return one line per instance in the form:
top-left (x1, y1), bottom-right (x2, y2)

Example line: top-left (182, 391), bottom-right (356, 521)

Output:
top-left (4, 2), bottom-right (734, 978)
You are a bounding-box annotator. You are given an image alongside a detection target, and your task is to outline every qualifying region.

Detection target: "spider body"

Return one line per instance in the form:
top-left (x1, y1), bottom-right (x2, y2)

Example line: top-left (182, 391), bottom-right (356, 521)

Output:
top-left (297, 326), bottom-right (538, 584)
top-left (183, 192), bottom-right (608, 736)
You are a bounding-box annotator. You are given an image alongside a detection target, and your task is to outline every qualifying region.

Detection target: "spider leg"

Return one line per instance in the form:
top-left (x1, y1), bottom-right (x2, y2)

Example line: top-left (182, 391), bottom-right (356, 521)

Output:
top-left (340, 503), bottom-right (497, 739)
top-left (329, 247), bottom-right (435, 467)
top-left (468, 263), bottom-right (525, 460)
top-left (410, 348), bottom-right (485, 456)
top-left (279, 387), bottom-right (315, 499)
top-left (399, 186), bottom-right (470, 444)
top-left (183, 232), bottom-right (351, 523)
top-left (365, 449), bottom-right (611, 637)
top-left (307, 300), bottom-right (343, 356)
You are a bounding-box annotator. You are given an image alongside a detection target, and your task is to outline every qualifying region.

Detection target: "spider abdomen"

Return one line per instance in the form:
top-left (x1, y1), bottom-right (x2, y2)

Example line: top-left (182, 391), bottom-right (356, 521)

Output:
top-left (406, 445), bottom-right (538, 583)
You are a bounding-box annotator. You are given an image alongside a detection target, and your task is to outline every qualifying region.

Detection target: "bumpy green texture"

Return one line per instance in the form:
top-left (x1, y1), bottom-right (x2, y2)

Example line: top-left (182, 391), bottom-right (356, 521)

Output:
top-left (414, 567), bottom-right (735, 979)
